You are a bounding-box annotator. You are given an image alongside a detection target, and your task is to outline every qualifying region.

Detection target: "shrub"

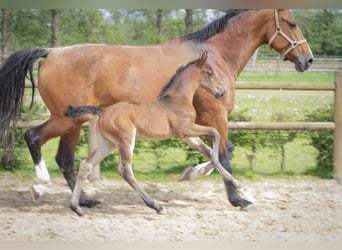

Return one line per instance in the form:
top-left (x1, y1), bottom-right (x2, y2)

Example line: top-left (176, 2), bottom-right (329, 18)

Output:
top-left (304, 103), bottom-right (334, 176)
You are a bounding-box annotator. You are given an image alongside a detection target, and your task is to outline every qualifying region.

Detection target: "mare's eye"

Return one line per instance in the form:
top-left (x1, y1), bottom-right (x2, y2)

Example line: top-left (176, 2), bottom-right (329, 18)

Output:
top-left (207, 70), bottom-right (214, 77)
top-left (286, 21), bottom-right (297, 30)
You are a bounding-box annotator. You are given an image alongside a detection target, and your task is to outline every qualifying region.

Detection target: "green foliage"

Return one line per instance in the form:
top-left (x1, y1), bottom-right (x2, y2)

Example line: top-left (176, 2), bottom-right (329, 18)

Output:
top-left (0, 89), bottom-right (48, 170)
top-left (268, 113), bottom-right (298, 172)
top-left (304, 103), bottom-right (334, 176)
top-left (0, 128), bottom-right (30, 171)
top-left (4, 9), bottom-right (342, 55)
top-left (293, 9), bottom-right (342, 55)
top-left (9, 10), bottom-right (51, 50)
top-left (229, 109), bottom-right (269, 170)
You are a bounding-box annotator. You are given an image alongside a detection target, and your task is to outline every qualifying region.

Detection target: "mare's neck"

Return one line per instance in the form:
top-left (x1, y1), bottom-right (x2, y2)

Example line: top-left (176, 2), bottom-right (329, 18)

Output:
top-left (204, 10), bottom-right (271, 78)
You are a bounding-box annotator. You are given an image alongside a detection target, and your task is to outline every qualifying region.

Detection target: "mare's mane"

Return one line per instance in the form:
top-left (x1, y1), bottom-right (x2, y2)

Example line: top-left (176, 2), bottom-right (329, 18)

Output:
top-left (158, 57), bottom-right (201, 97)
top-left (182, 9), bottom-right (250, 43)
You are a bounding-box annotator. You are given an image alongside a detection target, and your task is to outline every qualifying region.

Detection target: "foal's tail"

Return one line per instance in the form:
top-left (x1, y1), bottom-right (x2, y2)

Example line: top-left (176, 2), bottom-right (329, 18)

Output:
top-left (0, 48), bottom-right (48, 145)
top-left (64, 105), bottom-right (103, 118)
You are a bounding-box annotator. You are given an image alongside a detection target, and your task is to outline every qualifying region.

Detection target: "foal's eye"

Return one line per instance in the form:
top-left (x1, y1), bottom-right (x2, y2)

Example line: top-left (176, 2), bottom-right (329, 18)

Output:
top-left (207, 70), bottom-right (214, 77)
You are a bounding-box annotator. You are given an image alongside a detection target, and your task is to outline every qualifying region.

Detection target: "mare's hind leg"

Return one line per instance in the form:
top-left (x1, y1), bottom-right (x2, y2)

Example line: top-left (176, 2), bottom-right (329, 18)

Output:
top-left (56, 126), bottom-right (100, 208)
top-left (24, 121), bottom-right (52, 200)
top-left (118, 145), bottom-right (163, 214)
top-left (24, 117), bottom-right (80, 200)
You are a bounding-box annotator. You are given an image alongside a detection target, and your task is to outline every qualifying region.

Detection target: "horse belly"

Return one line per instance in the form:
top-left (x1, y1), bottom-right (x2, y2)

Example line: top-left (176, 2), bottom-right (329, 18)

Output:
top-left (136, 118), bottom-right (174, 141)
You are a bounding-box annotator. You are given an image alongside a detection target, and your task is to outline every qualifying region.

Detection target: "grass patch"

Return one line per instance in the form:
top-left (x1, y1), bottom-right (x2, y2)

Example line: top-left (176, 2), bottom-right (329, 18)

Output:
top-left (238, 70), bottom-right (334, 83)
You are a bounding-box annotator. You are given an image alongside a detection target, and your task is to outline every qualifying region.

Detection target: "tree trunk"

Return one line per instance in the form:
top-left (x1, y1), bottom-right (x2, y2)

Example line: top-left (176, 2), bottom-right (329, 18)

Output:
top-left (185, 9), bottom-right (193, 34)
top-left (1, 9), bottom-right (10, 64)
top-left (156, 9), bottom-right (163, 36)
top-left (280, 145), bottom-right (285, 172)
top-left (51, 9), bottom-right (60, 47)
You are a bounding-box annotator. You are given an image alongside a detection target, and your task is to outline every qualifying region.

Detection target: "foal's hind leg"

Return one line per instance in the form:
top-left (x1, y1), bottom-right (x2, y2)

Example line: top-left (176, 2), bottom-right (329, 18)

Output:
top-left (70, 133), bottom-right (116, 216)
top-left (117, 144), bottom-right (163, 214)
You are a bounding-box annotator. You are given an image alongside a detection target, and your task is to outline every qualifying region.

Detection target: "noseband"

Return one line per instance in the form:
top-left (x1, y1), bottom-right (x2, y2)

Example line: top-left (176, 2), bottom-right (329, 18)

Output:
top-left (268, 9), bottom-right (307, 59)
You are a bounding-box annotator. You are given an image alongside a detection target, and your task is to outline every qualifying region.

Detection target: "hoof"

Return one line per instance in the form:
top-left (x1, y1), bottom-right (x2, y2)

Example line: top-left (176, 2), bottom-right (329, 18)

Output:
top-left (79, 198), bottom-right (101, 208)
top-left (70, 204), bottom-right (85, 216)
top-left (177, 166), bottom-right (193, 182)
top-left (30, 184), bottom-right (43, 201)
top-left (157, 206), bottom-right (166, 215)
top-left (240, 203), bottom-right (256, 212)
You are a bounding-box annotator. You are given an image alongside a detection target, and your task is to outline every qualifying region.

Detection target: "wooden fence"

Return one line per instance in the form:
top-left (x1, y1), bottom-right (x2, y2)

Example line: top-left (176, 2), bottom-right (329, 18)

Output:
top-left (19, 71), bottom-right (342, 183)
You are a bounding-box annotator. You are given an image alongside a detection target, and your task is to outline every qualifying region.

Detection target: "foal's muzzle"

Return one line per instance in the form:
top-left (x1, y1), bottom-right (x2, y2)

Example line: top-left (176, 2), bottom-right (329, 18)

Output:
top-left (214, 88), bottom-right (226, 99)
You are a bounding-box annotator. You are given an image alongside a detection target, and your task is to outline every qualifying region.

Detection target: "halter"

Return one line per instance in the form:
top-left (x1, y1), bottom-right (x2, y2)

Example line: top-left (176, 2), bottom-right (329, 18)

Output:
top-left (268, 9), bottom-right (307, 59)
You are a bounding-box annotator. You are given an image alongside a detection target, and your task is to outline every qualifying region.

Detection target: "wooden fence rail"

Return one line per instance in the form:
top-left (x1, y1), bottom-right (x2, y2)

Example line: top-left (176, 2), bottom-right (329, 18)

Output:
top-left (19, 72), bottom-right (342, 183)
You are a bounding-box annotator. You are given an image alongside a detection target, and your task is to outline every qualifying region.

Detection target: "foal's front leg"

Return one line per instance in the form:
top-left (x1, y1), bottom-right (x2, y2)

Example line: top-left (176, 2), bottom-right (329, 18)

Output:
top-left (182, 124), bottom-right (240, 189)
top-left (178, 137), bottom-right (215, 181)
top-left (209, 128), bottom-right (241, 190)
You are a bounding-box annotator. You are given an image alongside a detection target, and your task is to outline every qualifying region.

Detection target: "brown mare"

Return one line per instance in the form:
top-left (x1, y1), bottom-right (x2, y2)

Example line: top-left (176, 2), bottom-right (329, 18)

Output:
top-left (0, 9), bottom-right (313, 210)
top-left (64, 52), bottom-right (240, 216)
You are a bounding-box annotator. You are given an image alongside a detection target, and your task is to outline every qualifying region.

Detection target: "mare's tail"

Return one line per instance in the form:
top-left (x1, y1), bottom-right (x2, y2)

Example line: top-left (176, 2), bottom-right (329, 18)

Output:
top-left (64, 105), bottom-right (103, 118)
top-left (0, 48), bottom-right (48, 146)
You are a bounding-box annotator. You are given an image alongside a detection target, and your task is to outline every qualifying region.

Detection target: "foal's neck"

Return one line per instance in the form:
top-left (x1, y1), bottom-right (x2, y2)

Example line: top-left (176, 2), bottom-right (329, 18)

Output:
top-left (162, 69), bottom-right (199, 105)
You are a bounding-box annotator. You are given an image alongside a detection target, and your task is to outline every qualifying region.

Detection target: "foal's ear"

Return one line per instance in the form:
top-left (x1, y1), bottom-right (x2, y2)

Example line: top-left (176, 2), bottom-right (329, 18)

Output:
top-left (198, 51), bottom-right (208, 68)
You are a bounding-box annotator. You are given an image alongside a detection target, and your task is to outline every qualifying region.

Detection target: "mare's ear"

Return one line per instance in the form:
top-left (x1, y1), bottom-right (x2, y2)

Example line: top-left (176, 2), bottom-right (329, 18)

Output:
top-left (198, 51), bottom-right (208, 68)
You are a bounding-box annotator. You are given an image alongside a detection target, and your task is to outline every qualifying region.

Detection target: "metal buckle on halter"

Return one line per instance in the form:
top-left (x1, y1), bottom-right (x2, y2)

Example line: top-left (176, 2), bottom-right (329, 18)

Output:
top-left (268, 9), bottom-right (307, 60)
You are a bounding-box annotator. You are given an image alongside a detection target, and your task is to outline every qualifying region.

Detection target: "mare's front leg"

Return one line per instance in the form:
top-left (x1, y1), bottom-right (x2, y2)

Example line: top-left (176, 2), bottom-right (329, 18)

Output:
top-left (56, 126), bottom-right (100, 208)
top-left (194, 106), bottom-right (253, 209)
top-left (220, 141), bottom-right (253, 209)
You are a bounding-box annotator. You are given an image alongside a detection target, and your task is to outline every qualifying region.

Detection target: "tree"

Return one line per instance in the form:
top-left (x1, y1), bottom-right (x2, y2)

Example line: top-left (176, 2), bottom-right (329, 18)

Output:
top-left (51, 9), bottom-right (60, 47)
top-left (293, 9), bottom-right (342, 55)
top-left (1, 9), bottom-right (10, 63)
top-left (9, 9), bottom-right (51, 50)
top-left (185, 9), bottom-right (193, 34)
top-left (156, 9), bottom-right (163, 36)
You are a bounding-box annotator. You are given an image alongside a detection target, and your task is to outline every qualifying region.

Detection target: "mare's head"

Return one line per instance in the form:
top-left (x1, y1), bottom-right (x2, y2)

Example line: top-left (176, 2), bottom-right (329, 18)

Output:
top-left (266, 9), bottom-right (314, 72)
top-left (194, 51), bottom-right (225, 99)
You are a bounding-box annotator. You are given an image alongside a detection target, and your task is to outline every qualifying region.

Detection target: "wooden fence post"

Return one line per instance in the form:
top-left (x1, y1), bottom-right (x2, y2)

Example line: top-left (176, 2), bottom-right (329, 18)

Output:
top-left (87, 116), bottom-right (100, 181)
top-left (334, 71), bottom-right (342, 184)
